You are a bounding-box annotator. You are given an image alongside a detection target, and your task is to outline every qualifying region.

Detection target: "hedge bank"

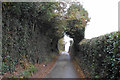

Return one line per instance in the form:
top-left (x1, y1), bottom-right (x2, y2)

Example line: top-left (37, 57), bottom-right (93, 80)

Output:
top-left (71, 31), bottom-right (120, 79)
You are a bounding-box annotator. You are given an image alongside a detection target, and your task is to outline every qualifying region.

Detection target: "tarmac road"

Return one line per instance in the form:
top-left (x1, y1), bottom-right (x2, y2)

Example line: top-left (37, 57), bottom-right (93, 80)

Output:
top-left (46, 53), bottom-right (79, 78)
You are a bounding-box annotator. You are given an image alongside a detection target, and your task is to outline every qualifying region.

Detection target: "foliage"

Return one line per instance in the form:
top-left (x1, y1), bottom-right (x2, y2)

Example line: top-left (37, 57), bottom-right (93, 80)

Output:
top-left (2, 2), bottom-right (63, 74)
top-left (2, 2), bottom-right (65, 39)
top-left (19, 64), bottom-right (37, 78)
top-left (1, 55), bottom-right (16, 74)
top-left (2, 2), bottom-right (89, 75)
top-left (58, 38), bottom-right (65, 53)
top-left (71, 31), bottom-right (120, 79)
top-left (10, 64), bottom-right (37, 78)
top-left (65, 2), bottom-right (90, 43)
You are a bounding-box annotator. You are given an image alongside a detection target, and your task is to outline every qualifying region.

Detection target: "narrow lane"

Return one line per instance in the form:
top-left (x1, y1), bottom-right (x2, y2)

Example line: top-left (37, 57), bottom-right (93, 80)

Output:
top-left (46, 53), bottom-right (79, 78)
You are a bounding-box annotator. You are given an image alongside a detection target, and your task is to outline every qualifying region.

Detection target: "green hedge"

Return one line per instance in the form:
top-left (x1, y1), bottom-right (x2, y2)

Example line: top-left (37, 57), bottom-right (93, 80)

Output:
top-left (2, 2), bottom-right (61, 74)
top-left (73, 31), bottom-right (120, 79)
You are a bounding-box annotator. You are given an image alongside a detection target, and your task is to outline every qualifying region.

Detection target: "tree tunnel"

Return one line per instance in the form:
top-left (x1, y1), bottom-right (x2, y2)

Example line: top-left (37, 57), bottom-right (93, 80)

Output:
top-left (1, 2), bottom-right (89, 74)
top-left (1, 2), bottom-right (120, 79)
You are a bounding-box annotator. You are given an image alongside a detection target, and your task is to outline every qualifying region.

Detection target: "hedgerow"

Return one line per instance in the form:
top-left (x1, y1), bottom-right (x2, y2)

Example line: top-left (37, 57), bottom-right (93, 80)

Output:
top-left (2, 2), bottom-right (63, 74)
top-left (72, 31), bottom-right (120, 79)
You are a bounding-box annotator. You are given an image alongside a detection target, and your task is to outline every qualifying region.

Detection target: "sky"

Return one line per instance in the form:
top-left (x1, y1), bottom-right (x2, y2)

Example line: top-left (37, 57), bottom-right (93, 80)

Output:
top-left (64, 0), bottom-right (120, 52)
top-left (79, 0), bottom-right (119, 39)
top-left (64, 34), bottom-right (73, 52)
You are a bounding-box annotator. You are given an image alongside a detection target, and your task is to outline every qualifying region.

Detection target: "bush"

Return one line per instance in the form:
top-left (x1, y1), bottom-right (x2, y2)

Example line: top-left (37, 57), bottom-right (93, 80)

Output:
top-left (1, 55), bottom-right (16, 74)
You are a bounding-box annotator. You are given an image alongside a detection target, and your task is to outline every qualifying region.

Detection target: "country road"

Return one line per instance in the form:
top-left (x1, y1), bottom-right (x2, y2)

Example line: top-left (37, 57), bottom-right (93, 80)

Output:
top-left (46, 53), bottom-right (79, 78)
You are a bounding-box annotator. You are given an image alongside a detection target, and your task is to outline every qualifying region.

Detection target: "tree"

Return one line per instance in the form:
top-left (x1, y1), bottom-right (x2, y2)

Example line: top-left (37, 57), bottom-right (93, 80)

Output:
top-left (65, 2), bottom-right (90, 43)
top-left (58, 38), bottom-right (65, 53)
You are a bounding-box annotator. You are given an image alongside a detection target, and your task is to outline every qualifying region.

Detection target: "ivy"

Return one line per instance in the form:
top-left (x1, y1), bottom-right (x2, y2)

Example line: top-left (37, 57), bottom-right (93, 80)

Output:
top-left (71, 31), bottom-right (120, 79)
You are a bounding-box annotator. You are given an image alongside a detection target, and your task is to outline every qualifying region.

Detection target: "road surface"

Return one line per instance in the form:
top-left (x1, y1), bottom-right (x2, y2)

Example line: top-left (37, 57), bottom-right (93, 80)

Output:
top-left (46, 53), bottom-right (79, 78)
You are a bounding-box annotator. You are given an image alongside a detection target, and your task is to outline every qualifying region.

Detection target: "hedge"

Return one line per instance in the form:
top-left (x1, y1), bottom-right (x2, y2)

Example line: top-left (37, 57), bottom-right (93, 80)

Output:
top-left (2, 2), bottom-right (60, 74)
top-left (72, 31), bottom-right (120, 79)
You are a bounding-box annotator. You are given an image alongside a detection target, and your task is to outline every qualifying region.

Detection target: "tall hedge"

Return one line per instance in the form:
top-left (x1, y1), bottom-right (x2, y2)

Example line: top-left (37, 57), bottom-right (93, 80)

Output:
top-left (71, 31), bottom-right (120, 79)
top-left (2, 2), bottom-right (64, 74)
